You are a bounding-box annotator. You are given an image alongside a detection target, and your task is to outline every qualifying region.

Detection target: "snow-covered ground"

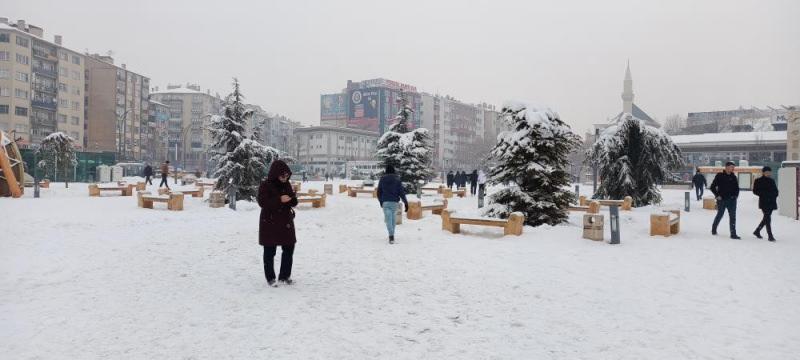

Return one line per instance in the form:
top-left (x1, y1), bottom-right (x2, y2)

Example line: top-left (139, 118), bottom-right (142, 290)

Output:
top-left (1, 181), bottom-right (798, 359)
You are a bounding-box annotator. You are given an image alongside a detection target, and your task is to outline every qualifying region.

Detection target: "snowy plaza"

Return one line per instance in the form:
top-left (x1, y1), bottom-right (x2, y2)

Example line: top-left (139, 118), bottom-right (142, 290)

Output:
top-left (1, 180), bottom-right (798, 359)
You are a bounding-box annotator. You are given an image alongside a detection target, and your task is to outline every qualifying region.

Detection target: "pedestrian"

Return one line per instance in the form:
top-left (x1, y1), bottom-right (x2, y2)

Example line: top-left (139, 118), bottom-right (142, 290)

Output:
top-left (692, 168), bottom-right (707, 201)
top-left (710, 161), bottom-right (740, 239)
top-left (377, 165), bottom-right (409, 244)
top-left (446, 170), bottom-right (454, 189)
top-left (752, 166), bottom-right (778, 242)
top-left (158, 161), bottom-right (170, 189)
top-left (477, 169), bottom-right (487, 195)
top-left (257, 160), bottom-right (298, 287)
top-left (469, 170), bottom-right (478, 196)
top-left (143, 163), bottom-right (153, 185)
top-left (302, 172), bottom-right (307, 183)
top-left (459, 171), bottom-right (467, 189)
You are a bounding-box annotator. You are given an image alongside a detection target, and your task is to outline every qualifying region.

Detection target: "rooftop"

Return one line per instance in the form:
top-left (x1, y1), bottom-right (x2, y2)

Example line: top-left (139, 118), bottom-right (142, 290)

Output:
top-left (671, 131), bottom-right (787, 145)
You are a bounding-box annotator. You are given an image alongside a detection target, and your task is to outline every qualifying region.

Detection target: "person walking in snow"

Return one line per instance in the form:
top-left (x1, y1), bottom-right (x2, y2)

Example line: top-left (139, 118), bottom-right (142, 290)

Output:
top-left (752, 166), bottom-right (778, 242)
top-left (692, 168), bottom-right (707, 201)
top-left (257, 160), bottom-right (298, 286)
top-left (377, 165), bottom-right (408, 244)
top-left (477, 169), bottom-right (487, 195)
top-left (710, 161), bottom-right (740, 239)
top-left (158, 161), bottom-right (170, 190)
top-left (143, 163), bottom-right (154, 185)
top-left (301, 172), bottom-right (307, 183)
top-left (469, 170), bottom-right (478, 196)
top-left (446, 170), bottom-right (454, 189)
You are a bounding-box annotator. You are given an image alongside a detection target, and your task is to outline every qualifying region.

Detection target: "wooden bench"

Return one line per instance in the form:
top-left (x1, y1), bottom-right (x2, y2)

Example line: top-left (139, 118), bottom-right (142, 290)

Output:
top-left (703, 197), bottom-right (717, 210)
top-left (348, 187), bottom-right (376, 198)
top-left (338, 184), bottom-right (349, 193)
top-left (650, 210), bottom-right (680, 237)
top-left (196, 180), bottom-right (216, 187)
top-left (568, 200), bottom-right (600, 214)
top-left (291, 182), bottom-right (301, 192)
top-left (441, 209), bottom-right (525, 236)
top-left (297, 194), bottom-right (326, 208)
top-left (158, 186), bottom-right (205, 198)
top-left (407, 199), bottom-right (448, 220)
top-left (421, 185), bottom-right (444, 194)
top-left (597, 196), bottom-right (633, 210)
top-left (295, 189), bottom-right (319, 197)
top-left (137, 191), bottom-right (184, 211)
top-left (324, 183), bottom-right (333, 195)
top-left (38, 179), bottom-right (50, 188)
top-left (89, 183), bottom-right (135, 197)
top-left (455, 188), bottom-right (467, 198)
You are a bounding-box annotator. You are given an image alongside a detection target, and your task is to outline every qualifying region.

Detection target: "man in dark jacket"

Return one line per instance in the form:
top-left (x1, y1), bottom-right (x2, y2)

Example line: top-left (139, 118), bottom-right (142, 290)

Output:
top-left (257, 160), bottom-right (298, 286)
top-left (752, 166), bottom-right (778, 242)
top-left (446, 171), bottom-right (454, 189)
top-left (692, 168), bottom-right (706, 200)
top-left (377, 165), bottom-right (408, 244)
top-left (469, 170), bottom-right (478, 196)
top-left (143, 164), bottom-right (154, 185)
top-left (159, 161), bottom-right (170, 190)
top-left (710, 161), bottom-right (740, 239)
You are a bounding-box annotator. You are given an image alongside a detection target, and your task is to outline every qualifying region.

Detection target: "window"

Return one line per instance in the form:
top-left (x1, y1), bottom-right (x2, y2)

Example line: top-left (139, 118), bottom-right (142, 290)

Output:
top-left (70, 116), bottom-right (79, 125)
top-left (16, 54), bottom-right (29, 65)
top-left (16, 36), bottom-right (29, 48)
top-left (0, 68), bottom-right (8, 79)
top-left (71, 55), bottom-right (80, 65)
top-left (58, 113), bottom-right (67, 123)
top-left (0, 33), bottom-right (9, 42)
top-left (0, 87), bottom-right (9, 97)
top-left (71, 85), bottom-right (80, 95)
top-left (14, 88), bottom-right (28, 99)
top-left (59, 52), bottom-right (68, 61)
top-left (15, 123), bottom-right (27, 132)
top-left (15, 71), bottom-right (29, 83)
top-left (0, 51), bottom-right (9, 61)
top-left (71, 70), bottom-right (80, 80)
top-left (0, 105), bottom-right (8, 114)
top-left (58, 82), bottom-right (67, 91)
top-left (71, 131), bottom-right (79, 139)
top-left (71, 101), bottom-right (80, 111)
top-left (15, 106), bottom-right (28, 116)
top-left (59, 98), bottom-right (69, 108)
top-left (59, 66), bottom-right (67, 77)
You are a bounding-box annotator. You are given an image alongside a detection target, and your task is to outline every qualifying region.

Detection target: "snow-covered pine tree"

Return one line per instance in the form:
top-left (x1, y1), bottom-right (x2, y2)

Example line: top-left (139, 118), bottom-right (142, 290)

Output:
top-left (375, 93), bottom-right (433, 193)
top-left (483, 101), bottom-right (580, 227)
top-left (209, 79), bottom-right (279, 201)
top-left (36, 132), bottom-right (77, 188)
top-left (586, 113), bottom-right (683, 207)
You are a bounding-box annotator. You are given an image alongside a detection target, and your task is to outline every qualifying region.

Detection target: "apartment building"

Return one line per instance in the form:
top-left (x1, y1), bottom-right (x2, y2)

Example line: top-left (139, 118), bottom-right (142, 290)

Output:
top-left (294, 126), bottom-right (378, 176)
top-left (247, 105), bottom-right (299, 155)
top-left (84, 53), bottom-right (150, 160)
top-left (149, 84), bottom-right (222, 172)
top-left (0, 18), bottom-right (85, 147)
top-left (148, 99), bottom-right (170, 163)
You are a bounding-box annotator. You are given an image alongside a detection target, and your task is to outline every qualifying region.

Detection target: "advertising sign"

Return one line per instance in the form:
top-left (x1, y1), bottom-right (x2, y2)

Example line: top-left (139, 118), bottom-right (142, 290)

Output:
top-left (348, 88), bottom-right (380, 132)
top-left (320, 94), bottom-right (347, 121)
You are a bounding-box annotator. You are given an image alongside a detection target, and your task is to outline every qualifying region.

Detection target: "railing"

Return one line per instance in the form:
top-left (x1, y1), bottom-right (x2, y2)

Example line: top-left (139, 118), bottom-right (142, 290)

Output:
top-left (32, 83), bottom-right (57, 94)
top-left (31, 97), bottom-right (58, 110)
top-left (32, 66), bottom-right (58, 78)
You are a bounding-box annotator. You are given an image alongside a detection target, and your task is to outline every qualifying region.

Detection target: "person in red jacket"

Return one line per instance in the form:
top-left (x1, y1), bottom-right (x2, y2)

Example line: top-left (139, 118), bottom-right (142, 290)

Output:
top-left (257, 160), bottom-right (298, 287)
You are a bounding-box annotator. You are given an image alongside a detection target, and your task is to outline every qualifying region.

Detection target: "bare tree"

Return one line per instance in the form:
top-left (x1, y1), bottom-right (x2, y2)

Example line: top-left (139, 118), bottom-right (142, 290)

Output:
top-left (663, 114), bottom-right (687, 135)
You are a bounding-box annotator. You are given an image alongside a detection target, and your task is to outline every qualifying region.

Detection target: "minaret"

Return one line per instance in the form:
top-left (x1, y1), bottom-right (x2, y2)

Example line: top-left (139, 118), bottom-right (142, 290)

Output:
top-left (621, 60), bottom-right (634, 114)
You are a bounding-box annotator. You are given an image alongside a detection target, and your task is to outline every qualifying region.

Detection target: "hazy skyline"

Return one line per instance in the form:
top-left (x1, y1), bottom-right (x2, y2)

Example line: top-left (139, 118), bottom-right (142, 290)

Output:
top-left (6, 0), bottom-right (799, 133)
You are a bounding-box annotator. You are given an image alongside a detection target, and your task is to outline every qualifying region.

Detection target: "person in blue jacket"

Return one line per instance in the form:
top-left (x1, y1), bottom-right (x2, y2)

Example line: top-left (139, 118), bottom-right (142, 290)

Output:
top-left (377, 165), bottom-right (409, 244)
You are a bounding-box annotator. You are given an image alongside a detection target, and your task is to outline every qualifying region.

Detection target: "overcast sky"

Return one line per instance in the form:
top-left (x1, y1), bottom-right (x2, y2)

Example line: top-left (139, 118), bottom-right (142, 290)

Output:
top-left (6, 0), bottom-right (800, 133)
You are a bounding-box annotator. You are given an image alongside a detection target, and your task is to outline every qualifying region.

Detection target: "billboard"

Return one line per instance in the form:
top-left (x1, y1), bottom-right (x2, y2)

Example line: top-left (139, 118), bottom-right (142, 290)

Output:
top-left (381, 89), bottom-right (421, 133)
top-left (320, 93), bottom-right (347, 121)
top-left (348, 88), bottom-right (380, 132)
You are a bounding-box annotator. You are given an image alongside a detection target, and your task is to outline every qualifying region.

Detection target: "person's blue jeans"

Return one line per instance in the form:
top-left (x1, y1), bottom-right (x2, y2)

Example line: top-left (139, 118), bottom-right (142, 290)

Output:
top-left (382, 201), bottom-right (398, 236)
top-left (695, 185), bottom-right (704, 200)
top-left (712, 197), bottom-right (737, 235)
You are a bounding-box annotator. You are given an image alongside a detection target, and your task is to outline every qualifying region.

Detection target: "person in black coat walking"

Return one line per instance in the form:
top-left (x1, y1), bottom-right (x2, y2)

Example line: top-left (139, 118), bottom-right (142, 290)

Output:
top-left (446, 171), bottom-right (454, 189)
top-left (692, 168), bottom-right (707, 201)
top-left (710, 161), bottom-right (741, 239)
top-left (752, 166), bottom-right (778, 241)
top-left (469, 170), bottom-right (478, 196)
top-left (143, 164), bottom-right (154, 185)
top-left (257, 160), bottom-right (298, 286)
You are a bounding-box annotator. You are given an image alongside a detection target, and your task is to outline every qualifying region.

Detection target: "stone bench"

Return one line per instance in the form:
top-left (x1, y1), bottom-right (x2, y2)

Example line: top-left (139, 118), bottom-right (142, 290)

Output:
top-left (441, 209), bottom-right (524, 236)
top-left (298, 194), bottom-right (326, 208)
top-left (137, 191), bottom-right (184, 211)
top-left (407, 199), bottom-right (448, 220)
top-left (650, 210), bottom-right (680, 237)
top-left (89, 183), bottom-right (135, 197)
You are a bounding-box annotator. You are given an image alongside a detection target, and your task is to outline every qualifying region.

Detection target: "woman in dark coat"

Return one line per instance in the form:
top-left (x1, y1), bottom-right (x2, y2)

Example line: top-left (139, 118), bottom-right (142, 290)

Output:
top-left (752, 166), bottom-right (778, 242)
top-left (257, 160), bottom-right (298, 286)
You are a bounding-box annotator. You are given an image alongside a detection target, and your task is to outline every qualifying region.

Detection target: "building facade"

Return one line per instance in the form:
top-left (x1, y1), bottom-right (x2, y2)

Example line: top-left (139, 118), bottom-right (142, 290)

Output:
top-left (321, 78), bottom-right (422, 134)
top-left (149, 84), bottom-right (222, 172)
top-left (247, 105), bottom-right (299, 155)
top-left (671, 131), bottom-right (787, 167)
top-left (294, 126), bottom-right (379, 176)
top-left (147, 99), bottom-right (170, 163)
top-left (84, 54), bottom-right (150, 161)
top-left (685, 107), bottom-right (790, 134)
top-left (788, 108), bottom-right (800, 161)
top-left (0, 18), bottom-right (85, 148)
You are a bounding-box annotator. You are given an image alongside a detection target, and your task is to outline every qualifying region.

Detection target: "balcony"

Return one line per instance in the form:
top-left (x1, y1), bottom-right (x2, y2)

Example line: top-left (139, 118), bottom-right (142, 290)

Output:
top-left (31, 97), bottom-right (58, 111)
top-left (32, 66), bottom-right (58, 78)
top-left (33, 83), bottom-right (57, 94)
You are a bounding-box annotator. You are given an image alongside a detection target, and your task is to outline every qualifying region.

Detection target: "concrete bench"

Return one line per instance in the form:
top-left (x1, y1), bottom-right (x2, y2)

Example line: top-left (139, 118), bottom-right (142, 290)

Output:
top-left (568, 200), bottom-right (600, 214)
top-left (348, 187), bottom-right (376, 198)
top-left (298, 194), bottom-right (326, 208)
top-left (407, 199), bottom-right (448, 220)
top-left (137, 191), bottom-right (184, 211)
top-left (89, 183), bottom-right (135, 197)
top-left (650, 210), bottom-right (680, 237)
top-left (441, 209), bottom-right (524, 236)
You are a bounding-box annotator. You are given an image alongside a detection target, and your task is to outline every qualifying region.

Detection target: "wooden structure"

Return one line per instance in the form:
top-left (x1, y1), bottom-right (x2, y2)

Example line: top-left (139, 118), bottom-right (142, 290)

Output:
top-left (421, 184), bottom-right (445, 194)
top-left (339, 184), bottom-right (349, 193)
top-left (441, 210), bottom-right (524, 236)
top-left (324, 183), bottom-right (333, 195)
top-left (578, 195), bottom-right (587, 206)
top-left (703, 197), bottom-right (717, 210)
top-left (348, 187), bottom-right (376, 198)
top-left (209, 190), bottom-right (225, 208)
top-left (39, 179), bottom-right (51, 188)
top-left (582, 214), bottom-right (604, 241)
top-left (407, 199), bottom-right (448, 220)
top-left (291, 181), bottom-right (301, 192)
top-left (442, 188), bottom-right (453, 198)
top-left (568, 200), bottom-right (600, 214)
top-left (455, 188), bottom-right (467, 198)
top-left (597, 196), bottom-right (633, 211)
top-left (650, 210), bottom-right (681, 237)
top-left (137, 191), bottom-right (184, 211)
top-left (89, 183), bottom-right (136, 197)
top-left (0, 130), bottom-right (24, 198)
top-left (298, 194), bottom-right (326, 208)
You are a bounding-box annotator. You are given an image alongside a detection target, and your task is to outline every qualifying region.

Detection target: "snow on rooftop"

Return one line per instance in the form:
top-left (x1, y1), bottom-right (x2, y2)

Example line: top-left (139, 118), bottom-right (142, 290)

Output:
top-left (671, 131), bottom-right (787, 145)
top-left (150, 87), bottom-right (206, 95)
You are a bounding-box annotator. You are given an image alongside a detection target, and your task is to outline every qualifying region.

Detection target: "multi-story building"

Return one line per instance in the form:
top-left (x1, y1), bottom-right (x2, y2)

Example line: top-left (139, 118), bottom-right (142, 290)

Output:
top-left (84, 54), bottom-right (150, 161)
top-left (147, 99), bottom-right (170, 163)
top-left (246, 104), bottom-right (299, 155)
top-left (685, 107), bottom-right (792, 134)
top-left (0, 18), bottom-right (85, 148)
top-left (787, 108), bottom-right (800, 161)
top-left (149, 84), bottom-right (222, 172)
top-left (321, 78), bottom-right (422, 134)
top-left (294, 126), bottom-right (378, 176)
